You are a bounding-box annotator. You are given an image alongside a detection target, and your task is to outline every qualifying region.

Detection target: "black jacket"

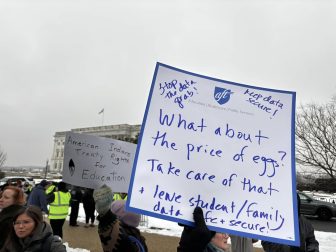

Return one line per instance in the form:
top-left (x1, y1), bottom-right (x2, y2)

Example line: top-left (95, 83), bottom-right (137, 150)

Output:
top-left (0, 204), bottom-right (24, 248)
top-left (82, 189), bottom-right (95, 209)
top-left (70, 187), bottom-right (82, 207)
top-left (97, 210), bottom-right (148, 252)
top-left (261, 215), bottom-right (319, 252)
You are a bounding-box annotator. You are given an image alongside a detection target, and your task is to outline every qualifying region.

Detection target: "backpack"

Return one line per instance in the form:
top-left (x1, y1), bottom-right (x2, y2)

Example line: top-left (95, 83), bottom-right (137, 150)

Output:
top-left (128, 235), bottom-right (146, 252)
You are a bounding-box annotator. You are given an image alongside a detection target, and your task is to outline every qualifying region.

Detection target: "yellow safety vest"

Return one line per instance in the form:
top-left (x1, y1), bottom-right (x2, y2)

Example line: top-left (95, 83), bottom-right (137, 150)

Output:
top-left (48, 191), bottom-right (71, 219)
top-left (46, 184), bottom-right (56, 194)
top-left (113, 193), bottom-right (128, 201)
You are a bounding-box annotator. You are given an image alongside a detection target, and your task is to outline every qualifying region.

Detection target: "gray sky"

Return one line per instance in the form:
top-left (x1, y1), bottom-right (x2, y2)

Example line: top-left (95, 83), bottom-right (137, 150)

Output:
top-left (1, 0), bottom-right (335, 166)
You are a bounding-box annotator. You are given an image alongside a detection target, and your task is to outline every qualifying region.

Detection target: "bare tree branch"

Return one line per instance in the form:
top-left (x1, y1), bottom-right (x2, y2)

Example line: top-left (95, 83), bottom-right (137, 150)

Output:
top-left (296, 100), bottom-right (336, 179)
top-left (0, 145), bottom-right (7, 167)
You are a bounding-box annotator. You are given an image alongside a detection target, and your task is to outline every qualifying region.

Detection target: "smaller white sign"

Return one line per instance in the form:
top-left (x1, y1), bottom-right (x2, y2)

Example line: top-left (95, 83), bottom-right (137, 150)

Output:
top-left (62, 132), bottom-right (136, 191)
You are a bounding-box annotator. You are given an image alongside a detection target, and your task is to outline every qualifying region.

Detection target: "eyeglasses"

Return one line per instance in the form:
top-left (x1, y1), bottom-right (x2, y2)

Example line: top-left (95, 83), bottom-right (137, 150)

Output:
top-left (13, 220), bottom-right (34, 226)
top-left (223, 233), bottom-right (229, 238)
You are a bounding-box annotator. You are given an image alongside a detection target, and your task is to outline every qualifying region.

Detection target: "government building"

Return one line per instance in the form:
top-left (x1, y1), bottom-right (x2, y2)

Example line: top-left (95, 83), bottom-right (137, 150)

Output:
top-left (50, 124), bottom-right (141, 173)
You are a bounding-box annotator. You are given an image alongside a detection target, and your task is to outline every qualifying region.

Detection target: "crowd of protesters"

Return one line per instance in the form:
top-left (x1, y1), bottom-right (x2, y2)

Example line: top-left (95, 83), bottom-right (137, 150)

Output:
top-left (0, 179), bottom-right (68, 251)
top-left (0, 177), bottom-right (319, 252)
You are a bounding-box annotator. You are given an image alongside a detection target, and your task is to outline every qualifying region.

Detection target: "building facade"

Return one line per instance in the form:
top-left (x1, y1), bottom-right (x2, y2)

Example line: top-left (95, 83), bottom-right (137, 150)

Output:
top-left (50, 124), bottom-right (141, 173)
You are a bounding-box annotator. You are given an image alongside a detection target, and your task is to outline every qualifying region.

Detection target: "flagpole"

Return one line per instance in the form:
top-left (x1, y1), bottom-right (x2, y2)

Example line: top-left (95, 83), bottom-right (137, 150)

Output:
top-left (98, 108), bottom-right (105, 126)
top-left (102, 110), bottom-right (104, 126)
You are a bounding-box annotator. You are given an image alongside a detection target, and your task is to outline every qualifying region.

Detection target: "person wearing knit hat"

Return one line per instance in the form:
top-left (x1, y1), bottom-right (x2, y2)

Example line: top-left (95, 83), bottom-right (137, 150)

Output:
top-left (93, 185), bottom-right (148, 252)
top-left (111, 200), bottom-right (141, 227)
top-left (93, 184), bottom-right (114, 215)
top-left (39, 180), bottom-right (50, 188)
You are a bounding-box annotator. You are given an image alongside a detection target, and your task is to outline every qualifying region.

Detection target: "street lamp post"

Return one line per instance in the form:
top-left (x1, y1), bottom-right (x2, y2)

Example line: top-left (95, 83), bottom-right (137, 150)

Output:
top-left (44, 159), bottom-right (49, 179)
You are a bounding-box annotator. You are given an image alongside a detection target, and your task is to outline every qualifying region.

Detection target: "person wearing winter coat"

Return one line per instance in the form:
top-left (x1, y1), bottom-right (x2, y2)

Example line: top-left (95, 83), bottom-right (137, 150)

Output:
top-left (206, 232), bottom-right (230, 252)
top-left (177, 206), bottom-right (230, 252)
top-left (261, 194), bottom-right (319, 252)
top-left (261, 216), bottom-right (319, 252)
top-left (93, 185), bottom-right (148, 252)
top-left (0, 205), bottom-right (66, 252)
top-left (27, 180), bottom-right (50, 214)
top-left (48, 182), bottom-right (71, 238)
top-left (82, 188), bottom-right (96, 227)
top-left (23, 182), bottom-right (33, 199)
top-left (69, 186), bottom-right (83, 226)
top-left (0, 185), bottom-right (26, 248)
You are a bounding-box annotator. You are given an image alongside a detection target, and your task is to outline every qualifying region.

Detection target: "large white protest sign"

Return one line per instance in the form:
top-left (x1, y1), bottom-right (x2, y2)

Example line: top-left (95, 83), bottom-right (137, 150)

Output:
top-left (127, 63), bottom-right (299, 246)
top-left (62, 132), bottom-right (136, 192)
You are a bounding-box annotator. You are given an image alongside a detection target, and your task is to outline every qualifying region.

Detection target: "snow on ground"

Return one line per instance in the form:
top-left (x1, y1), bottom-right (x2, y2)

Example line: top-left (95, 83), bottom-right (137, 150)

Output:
top-left (140, 215), bottom-right (336, 252)
top-left (66, 203), bottom-right (336, 252)
top-left (65, 243), bottom-right (90, 252)
top-left (35, 179), bottom-right (334, 252)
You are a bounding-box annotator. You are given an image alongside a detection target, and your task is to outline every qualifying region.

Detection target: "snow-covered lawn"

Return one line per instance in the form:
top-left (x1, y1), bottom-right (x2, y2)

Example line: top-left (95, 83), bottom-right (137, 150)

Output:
top-left (35, 179), bottom-right (334, 252)
top-left (67, 194), bottom-right (336, 252)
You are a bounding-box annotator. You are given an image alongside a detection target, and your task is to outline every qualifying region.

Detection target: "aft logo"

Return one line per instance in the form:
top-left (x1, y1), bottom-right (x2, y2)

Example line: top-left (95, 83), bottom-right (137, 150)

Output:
top-left (214, 87), bottom-right (233, 105)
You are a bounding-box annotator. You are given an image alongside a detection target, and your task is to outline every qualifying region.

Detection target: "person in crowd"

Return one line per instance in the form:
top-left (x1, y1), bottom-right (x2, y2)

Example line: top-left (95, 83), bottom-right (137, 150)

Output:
top-left (261, 193), bottom-right (319, 252)
top-left (27, 179), bottom-right (50, 214)
top-left (82, 188), bottom-right (96, 227)
top-left (0, 205), bottom-right (66, 252)
top-left (69, 186), bottom-right (83, 227)
top-left (113, 192), bottom-right (128, 201)
top-left (46, 181), bottom-right (58, 195)
top-left (177, 206), bottom-right (230, 252)
top-left (46, 182), bottom-right (57, 194)
top-left (208, 233), bottom-right (230, 252)
top-left (23, 182), bottom-right (33, 198)
top-left (16, 179), bottom-right (23, 189)
top-left (93, 184), bottom-right (148, 252)
top-left (0, 185), bottom-right (26, 248)
top-left (48, 182), bottom-right (71, 238)
top-left (46, 181), bottom-right (58, 204)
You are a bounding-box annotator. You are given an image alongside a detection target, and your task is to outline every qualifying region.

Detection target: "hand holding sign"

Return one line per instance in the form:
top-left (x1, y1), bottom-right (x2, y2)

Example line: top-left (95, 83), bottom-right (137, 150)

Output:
top-left (178, 207), bottom-right (214, 252)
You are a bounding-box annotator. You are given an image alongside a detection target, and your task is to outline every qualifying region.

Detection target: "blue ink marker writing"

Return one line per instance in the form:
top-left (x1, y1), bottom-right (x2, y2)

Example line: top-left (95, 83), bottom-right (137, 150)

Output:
top-left (186, 143), bottom-right (223, 160)
top-left (151, 131), bottom-right (178, 150)
top-left (241, 178), bottom-right (279, 196)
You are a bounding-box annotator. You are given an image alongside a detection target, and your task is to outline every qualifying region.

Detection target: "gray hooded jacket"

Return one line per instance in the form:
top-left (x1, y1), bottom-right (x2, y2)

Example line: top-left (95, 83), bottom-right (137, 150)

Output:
top-left (1, 221), bottom-right (66, 252)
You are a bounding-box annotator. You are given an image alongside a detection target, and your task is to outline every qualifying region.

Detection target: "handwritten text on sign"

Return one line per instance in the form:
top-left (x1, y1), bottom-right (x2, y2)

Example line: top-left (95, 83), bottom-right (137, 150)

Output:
top-left (127, 63), bottom-right (299, 246)
top-left (62, 132), bottom-right (136, 191)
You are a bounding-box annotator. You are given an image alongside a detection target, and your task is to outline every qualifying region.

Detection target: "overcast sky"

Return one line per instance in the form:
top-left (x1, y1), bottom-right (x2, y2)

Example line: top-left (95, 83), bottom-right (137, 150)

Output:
top-left (0, 0), bottom-right (335, 166)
